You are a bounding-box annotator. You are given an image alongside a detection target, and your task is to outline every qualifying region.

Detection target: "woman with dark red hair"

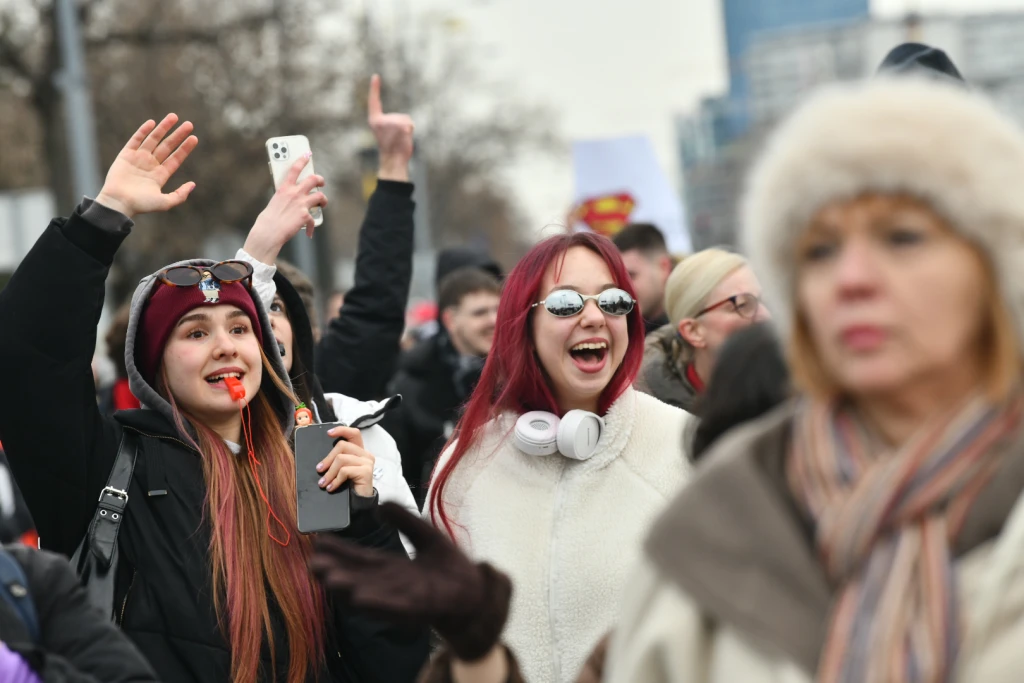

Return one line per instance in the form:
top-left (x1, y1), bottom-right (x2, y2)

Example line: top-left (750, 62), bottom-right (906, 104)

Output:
top-left (403, 232), bottom-right (693, 683)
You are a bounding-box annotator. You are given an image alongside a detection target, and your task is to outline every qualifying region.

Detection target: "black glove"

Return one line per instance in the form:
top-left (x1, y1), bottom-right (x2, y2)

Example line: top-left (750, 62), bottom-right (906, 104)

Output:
top-left (310, 502), bottom-right (512, 662)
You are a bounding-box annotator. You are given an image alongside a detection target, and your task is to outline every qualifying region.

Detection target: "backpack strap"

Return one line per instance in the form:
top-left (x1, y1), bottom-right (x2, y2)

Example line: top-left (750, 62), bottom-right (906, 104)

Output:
top-left (71, 430), bottom-right (139, 617)
top-left (0, 549), bottom-right (38, 644)
top-left (88, 430), bottom-right (139, 567)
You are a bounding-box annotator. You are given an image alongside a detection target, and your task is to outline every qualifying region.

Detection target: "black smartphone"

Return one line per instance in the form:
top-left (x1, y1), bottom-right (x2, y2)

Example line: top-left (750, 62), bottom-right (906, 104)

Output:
top-left (294, 422), bottom-right (351, 533)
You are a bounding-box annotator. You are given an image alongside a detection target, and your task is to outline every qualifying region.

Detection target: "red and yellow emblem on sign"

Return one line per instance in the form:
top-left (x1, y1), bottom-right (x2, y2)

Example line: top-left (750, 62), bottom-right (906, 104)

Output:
top-left (573, 192), bottom-right (636, 237)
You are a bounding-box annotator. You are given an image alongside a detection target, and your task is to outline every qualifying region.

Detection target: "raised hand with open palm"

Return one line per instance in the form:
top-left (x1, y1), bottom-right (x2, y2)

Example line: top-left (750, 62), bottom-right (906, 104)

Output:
top-left (95, 114), bottom-right (199, 218)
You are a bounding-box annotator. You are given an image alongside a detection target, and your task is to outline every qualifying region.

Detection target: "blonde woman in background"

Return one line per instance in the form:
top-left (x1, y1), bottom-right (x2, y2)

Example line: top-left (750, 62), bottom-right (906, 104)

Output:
top-left (637, 248), bottom-right (770, 414)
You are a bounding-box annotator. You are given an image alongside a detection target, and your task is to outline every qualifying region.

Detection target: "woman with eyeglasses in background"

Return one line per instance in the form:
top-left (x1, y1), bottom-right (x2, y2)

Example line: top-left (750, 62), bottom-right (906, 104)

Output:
top-left (0, 115), bottom-right (429, 683)
top-left (421, 232), bottom-right (694, 683)
top-left (637, 248), bottom-right (770, 415)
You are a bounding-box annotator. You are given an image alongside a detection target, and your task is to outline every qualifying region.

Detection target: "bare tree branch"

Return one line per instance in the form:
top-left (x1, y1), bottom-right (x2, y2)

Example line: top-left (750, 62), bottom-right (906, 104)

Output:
top-left (1, 0), bottom-right (548, 297)
top-left (87, 11), bottom-right (274, 47)
top-left (0, 15), bottom-right (36, 81)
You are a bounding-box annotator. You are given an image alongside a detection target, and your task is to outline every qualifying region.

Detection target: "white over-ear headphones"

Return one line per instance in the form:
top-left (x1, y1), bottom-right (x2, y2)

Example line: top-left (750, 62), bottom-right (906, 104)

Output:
top-left (513, 410), bottom-right (605, 461)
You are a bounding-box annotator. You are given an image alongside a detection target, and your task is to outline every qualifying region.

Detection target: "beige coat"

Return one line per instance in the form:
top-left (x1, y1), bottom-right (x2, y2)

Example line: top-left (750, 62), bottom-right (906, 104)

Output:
top-left (603, 404), bottom-right (1024, 683)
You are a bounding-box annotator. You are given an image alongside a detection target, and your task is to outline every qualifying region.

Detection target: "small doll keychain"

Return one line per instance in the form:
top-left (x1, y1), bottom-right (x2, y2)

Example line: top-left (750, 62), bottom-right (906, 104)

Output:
top-left (294, 403), bottom-right (313, 428)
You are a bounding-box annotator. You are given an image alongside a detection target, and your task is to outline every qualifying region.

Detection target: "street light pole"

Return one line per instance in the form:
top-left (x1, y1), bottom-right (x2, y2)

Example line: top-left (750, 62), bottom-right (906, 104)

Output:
top-left (54, 0), bottom-right (102, 203)
top-left (53, 0), bottom-right (115, 361)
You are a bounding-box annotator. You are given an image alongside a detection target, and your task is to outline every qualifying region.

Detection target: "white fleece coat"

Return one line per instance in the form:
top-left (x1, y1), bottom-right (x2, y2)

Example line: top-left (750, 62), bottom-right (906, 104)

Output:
top-left (428, 388), bottom-right (693, 683)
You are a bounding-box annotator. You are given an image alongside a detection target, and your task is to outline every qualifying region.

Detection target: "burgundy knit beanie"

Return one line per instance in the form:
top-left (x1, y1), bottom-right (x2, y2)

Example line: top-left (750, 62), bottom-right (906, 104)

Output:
top-left (137, 277), bottom-right (264, 386)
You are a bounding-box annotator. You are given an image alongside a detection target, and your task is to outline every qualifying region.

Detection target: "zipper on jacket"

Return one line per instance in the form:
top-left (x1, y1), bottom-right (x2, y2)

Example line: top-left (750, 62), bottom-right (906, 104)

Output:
top-left (119, 569), bottom-right (137, 625)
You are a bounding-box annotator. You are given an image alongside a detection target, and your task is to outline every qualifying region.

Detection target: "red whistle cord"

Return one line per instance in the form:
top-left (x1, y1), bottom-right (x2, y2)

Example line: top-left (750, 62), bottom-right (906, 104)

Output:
top-left (239, 400), bottom-right (291, 547)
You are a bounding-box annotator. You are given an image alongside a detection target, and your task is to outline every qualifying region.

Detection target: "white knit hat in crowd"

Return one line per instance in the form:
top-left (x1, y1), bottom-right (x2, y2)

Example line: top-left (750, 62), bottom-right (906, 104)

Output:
top-left (741, 77), bottom-right (1024, 346)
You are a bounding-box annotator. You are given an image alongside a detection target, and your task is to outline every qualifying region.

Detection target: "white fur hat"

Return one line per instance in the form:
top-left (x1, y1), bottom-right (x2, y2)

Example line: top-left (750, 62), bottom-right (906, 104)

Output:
top-left (741, 77), bottom-right (1024, 345)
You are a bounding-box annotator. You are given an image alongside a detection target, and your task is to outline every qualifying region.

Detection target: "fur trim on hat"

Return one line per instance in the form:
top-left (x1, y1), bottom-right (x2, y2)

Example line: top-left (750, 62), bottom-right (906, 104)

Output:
top-left (741, 77), bottom-right (1024, 346)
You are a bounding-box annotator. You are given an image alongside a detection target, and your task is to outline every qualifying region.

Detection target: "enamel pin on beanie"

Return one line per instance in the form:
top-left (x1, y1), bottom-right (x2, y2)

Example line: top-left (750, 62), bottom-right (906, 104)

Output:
top-left (198, 272), bottom-right (221, 303)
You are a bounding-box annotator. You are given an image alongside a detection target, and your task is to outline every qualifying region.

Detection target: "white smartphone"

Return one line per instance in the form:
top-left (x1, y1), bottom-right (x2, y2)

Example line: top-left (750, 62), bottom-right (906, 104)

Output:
top-left (266, 135), bottom-right (324, 227)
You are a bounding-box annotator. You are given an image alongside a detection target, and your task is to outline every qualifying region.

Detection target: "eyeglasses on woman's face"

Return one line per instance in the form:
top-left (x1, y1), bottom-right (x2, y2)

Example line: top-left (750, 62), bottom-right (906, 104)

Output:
top-left (695, 292), bottom-right (763, 320)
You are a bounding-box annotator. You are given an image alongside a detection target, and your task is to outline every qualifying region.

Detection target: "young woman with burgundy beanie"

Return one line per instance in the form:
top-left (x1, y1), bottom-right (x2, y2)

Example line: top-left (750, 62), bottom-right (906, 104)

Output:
top-left (0, 115), bottom-right (429, 683)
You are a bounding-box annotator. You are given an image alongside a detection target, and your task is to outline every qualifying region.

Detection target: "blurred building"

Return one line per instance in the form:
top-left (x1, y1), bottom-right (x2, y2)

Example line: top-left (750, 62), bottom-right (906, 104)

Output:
top-left (722, 0), bottom-right (869, 138)
top-left (0, 190), bottom-right (54, 292)
top-left (682, 11), bottom-right (1024, 249)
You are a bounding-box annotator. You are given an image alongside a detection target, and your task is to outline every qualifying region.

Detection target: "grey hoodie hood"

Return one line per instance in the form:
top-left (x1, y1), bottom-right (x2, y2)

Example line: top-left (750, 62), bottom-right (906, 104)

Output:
top-left (124, 258), bottom-right (296, 441)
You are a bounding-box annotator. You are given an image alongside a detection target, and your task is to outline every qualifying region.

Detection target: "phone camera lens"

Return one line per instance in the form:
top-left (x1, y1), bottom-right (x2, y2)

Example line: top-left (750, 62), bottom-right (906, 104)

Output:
top-left (274, 153), bottom-right (280, 159)
top-left (281, 147), bottom-right (288, 154)
top-left (272, 143), bottom-right (279, 149)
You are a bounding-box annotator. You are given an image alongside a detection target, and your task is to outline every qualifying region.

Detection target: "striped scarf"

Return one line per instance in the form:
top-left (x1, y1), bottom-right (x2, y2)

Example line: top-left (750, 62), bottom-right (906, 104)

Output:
top-left (788, 393), bottom-right (1022, 683)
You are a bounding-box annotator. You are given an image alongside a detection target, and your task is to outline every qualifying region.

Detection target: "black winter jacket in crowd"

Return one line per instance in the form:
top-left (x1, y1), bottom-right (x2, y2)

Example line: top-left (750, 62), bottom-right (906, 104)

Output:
top-left (315, 181), bottom-right (415, 401)
top-left (381, 330), bottom-right (483, 506)
top-left (0, 204), bottom-right (430, 683)
top-left (0, 545), bottom-right (158, 683)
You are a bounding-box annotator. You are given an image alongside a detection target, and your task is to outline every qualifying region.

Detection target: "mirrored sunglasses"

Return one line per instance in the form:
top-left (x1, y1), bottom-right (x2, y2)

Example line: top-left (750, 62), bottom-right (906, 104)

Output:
top-left (533, 288), bottom-right (635, 318)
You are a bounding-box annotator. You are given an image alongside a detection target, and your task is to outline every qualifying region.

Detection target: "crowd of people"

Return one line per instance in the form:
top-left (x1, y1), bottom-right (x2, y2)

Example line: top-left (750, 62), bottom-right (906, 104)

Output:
top-left (1, 41), bottom-right (1024, 683)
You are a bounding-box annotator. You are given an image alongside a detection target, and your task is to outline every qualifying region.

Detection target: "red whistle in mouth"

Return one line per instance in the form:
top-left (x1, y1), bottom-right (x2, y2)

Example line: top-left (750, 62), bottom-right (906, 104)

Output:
top-left (224, 376), bottom-right (246, 401)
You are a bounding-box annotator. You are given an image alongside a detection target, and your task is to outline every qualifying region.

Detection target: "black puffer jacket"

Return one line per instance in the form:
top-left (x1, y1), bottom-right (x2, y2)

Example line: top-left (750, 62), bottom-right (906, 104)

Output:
top-left (0, 546), bottom-right (158, 683)
top-left (381, 330), bottom-right (481, 506)
top-left (0, 202), bottom-right (430, 683)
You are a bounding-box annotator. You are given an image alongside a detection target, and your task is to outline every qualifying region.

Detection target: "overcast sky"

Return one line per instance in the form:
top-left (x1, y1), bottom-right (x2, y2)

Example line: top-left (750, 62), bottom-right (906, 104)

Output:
top-left (395, 0), bottom-right (1024, 238)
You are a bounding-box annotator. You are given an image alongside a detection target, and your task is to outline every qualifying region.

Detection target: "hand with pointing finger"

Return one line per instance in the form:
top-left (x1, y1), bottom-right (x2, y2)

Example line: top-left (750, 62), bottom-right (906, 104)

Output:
top-left (368, 74), bottom-right (415, 183)
top-left (244, 154), bottom-right (328, 261)
top-left (95, 114), bottom-right (199, 218)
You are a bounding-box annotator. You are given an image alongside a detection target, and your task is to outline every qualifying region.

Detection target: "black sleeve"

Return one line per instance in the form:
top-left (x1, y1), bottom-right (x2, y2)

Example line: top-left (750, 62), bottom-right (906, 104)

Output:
top-left (13, 547), bottom-right (158, 683)
top-left (0, 203), bottom-right (127, 557)
top-left (379, 375), bottom-right (417, 484)
top-left (315, 181), bottom-right (415, 401)
top-left (330, 497), bottom-right (432, 683)
top-left (379, 372), bottom-right (437, 502)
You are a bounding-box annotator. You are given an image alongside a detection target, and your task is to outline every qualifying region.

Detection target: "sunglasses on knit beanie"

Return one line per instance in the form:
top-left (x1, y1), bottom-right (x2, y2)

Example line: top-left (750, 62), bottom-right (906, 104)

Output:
top-left (158, 260), bottom-right (253, 289)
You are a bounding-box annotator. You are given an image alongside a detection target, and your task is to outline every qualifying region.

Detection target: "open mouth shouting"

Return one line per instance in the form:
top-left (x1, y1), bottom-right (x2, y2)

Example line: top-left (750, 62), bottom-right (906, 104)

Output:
top-left (568, 338), bottom-right (609, 374)
top-left (205, 367), bottom-right (246, 389)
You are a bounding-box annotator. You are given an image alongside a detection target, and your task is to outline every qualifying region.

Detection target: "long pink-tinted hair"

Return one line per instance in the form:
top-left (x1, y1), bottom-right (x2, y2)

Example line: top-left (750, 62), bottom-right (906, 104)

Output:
top-left (427, 232), bottom-right (645, 538)
top-left (162, 347), bottom-right (324, 683)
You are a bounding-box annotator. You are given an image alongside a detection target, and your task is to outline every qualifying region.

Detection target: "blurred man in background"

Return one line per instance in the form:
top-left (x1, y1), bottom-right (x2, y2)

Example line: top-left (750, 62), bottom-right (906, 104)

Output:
top-left (383, 266), bottom-right (501, 507)
top-left (613, 223), bottom-right (675, 335)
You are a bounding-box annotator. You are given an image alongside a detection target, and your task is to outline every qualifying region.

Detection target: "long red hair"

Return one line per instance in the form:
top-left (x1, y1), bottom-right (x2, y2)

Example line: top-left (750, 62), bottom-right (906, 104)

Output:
top-left (162, 347), bottom-right (324, 683)
top-left (427, 232), bottom-right (645, 538)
